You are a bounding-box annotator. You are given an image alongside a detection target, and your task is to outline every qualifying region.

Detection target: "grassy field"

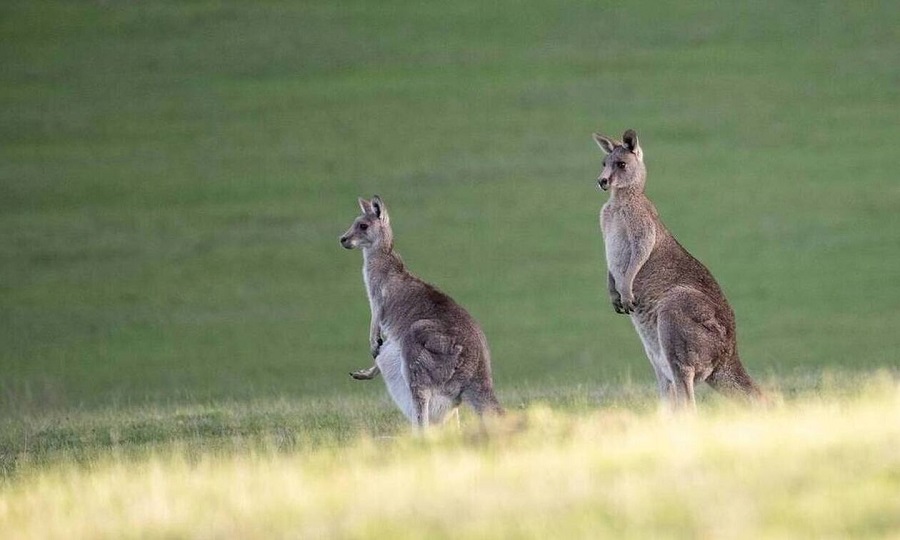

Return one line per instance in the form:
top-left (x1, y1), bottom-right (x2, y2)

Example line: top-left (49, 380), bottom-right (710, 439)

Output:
top-left (2, 378), bottom-right (899, 538)
top-left (2, 0), bottom-right (898, 410)
top-left (1, 0), bottom-right (899, 536)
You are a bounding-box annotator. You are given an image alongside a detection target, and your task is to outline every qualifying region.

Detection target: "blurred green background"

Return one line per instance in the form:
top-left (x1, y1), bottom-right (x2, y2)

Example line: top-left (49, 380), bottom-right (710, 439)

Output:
top-left (2, 0), bottom-right (898, 411)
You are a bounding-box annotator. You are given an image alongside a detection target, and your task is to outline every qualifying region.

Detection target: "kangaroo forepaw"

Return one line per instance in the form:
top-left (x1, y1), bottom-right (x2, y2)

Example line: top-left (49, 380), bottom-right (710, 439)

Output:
top-left (370, 337), bottom-right (384, 359)
top-left (617, 291), bottom-right (637, 314)
top-left (350, 366), bottom-right (380, 381)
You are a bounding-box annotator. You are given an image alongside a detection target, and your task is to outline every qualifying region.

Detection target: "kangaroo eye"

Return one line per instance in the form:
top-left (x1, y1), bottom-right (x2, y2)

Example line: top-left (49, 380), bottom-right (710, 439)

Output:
top-left (616, 161), bottom-right (626, 169)
top-left (358, 223), bottom-right (368, 231)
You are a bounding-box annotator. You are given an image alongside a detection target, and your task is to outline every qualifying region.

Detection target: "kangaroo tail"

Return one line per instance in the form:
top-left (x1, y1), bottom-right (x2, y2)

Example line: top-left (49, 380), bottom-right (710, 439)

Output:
top-left (707, 354), bottom-right (766, 405)
top-left (464, 384), bottom-right (505, 417)
top-left (483, 393), bottom-right (505, 416)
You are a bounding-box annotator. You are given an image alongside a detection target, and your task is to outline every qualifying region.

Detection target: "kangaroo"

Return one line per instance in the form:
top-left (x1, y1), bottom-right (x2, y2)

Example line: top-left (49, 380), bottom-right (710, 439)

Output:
top-left (339, 195), bottom-right (504, 428)
top-left (592, 129), bottom-right (764, 410)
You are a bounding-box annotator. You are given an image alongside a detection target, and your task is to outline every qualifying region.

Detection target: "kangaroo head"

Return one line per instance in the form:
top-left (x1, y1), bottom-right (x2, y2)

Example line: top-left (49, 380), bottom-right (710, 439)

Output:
top-left (592, 129), bottom-right (646, 192)
top-left (339, 195), bottom-right (392, 250)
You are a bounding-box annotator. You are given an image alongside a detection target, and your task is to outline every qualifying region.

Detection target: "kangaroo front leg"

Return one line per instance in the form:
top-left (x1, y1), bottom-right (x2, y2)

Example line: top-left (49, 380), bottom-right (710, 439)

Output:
top-left (619, 222), bottom-right (656, 313)
top-left (369, 315), bottom-right (383, 359)
top-left (608, 272), bottom-right (626, 314)
top-left (352, 315), bottom-right (383, 381)
top-left (351, 308), bottom-right (383, 381)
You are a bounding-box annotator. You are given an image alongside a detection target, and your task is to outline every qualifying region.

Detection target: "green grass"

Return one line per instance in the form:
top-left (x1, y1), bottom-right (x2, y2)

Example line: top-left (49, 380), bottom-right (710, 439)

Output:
top-left (2, 0), bottom-right (898, 410)
top-left (0, 1), bottom-right (898, 535)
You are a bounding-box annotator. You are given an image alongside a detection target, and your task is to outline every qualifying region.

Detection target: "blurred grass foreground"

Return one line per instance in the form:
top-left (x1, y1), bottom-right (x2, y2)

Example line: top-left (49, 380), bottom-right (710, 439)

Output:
top-left (1, 379), bottom-right (899, 539)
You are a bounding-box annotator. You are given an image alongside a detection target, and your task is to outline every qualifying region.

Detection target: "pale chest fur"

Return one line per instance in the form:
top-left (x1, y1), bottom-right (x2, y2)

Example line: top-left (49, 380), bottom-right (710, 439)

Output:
top-left (362, 260), bottom-right (387, 328)
top-left (600, 202), bottom-right (632, 280)
top-left (362, 257), bottom-right (397, 339)
top-left (363, 266), bottom-right (378, 309)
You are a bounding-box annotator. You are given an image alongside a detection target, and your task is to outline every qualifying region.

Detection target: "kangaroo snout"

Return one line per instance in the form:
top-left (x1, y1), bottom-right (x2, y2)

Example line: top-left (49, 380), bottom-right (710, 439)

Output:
top-left (339, 235), bottom-right (353, 249)
top-left (598, 177), bottom-right (610, 191)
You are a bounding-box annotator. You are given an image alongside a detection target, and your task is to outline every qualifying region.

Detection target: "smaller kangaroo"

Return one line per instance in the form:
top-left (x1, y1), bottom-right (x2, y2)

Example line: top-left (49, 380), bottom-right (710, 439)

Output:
top-left (593, 129), bottom-right (764, 410)
top-left (340, 195), bottom-right (503, 428)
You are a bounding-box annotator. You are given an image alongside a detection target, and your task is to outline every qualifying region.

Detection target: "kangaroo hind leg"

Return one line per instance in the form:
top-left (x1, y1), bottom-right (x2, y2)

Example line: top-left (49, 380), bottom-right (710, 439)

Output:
top-left (401, 336), bottom-right (440, 430)
top-left (657, 307), bottom-right (715, 412)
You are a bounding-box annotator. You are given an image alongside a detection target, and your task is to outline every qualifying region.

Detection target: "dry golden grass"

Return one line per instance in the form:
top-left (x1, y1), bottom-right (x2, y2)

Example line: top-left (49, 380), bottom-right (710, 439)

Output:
top-left (1, 379), bottom-right (898, 539)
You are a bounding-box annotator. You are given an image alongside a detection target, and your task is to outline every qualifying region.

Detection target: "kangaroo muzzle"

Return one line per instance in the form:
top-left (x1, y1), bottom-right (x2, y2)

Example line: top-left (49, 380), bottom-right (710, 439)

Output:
top-left (598, 177), bottom-right (611, 191)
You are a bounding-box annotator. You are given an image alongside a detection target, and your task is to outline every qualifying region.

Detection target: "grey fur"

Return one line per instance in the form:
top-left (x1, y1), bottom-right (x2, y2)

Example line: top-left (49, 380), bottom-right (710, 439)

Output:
top-left (593, 130), bottom-right (764, 410)
top-left (340, 195), bottom-right (503, 428)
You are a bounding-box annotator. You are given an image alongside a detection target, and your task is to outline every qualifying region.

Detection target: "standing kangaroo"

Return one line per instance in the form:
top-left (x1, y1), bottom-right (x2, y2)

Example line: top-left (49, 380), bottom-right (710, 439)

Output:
top-left (592, 129), bottom-right (764, 410)
top-left (339, 195), bottom-right (503, 428)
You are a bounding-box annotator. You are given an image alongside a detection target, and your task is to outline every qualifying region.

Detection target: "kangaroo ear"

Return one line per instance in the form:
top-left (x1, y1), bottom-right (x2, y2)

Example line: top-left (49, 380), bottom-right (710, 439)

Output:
top-left (371, 195), bottom-right (389, 223)
top-left (592, 133), bottom-right (617, 155)
top-left (358, 197), bottom-right (374, 215)
top-left (622, 129), bottom-right (642, 158)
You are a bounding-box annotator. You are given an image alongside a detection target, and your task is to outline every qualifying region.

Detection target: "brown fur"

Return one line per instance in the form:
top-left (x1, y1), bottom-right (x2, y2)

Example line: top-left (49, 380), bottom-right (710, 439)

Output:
top-left (593, 130), bottom-right (764, 410)
top-left (340, 196), bottom-right (503, 428)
